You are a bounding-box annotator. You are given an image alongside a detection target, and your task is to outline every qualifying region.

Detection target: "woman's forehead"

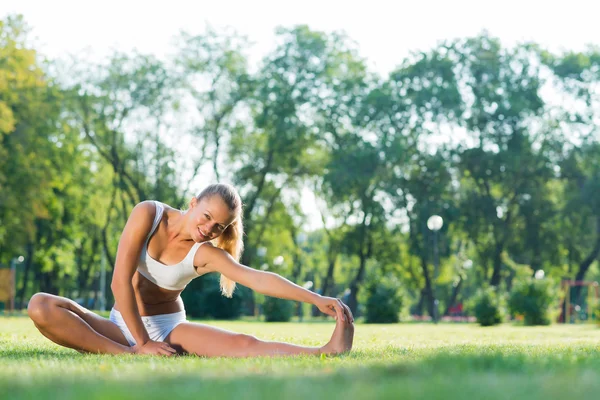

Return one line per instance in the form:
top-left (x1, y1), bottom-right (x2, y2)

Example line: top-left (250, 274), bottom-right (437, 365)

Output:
top-left (201, 196), bottom-right (236, 223)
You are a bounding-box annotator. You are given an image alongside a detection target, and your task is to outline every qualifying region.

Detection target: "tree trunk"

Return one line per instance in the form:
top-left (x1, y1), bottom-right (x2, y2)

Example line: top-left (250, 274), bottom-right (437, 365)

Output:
top-left (415, 288), bottom-right (425, 316)
top-left (347, 252), bottom-right (367, 316)
top-left (289, 226), bottom-right (303, 321)
top-left (80, 233), bottom-right (101, 302)
top-left (489, 241), bottom-right (504, 287)
top-left (444, 277), bottom-right (463, 316)
top-left (420, 256), bottom-right (436, 320)
top-left (572, 216), bottom-right (600, 302)
top-left (348, 233), bottom-right (373, 316)
top-left (15, 241), bottom-right (34, 309)
top-left (313, 254), bottom-right (338, 317)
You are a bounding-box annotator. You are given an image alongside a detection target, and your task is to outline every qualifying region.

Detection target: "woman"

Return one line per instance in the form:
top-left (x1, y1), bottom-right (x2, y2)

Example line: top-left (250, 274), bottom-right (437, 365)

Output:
top-left (27, 183), bottom-right (354, 357)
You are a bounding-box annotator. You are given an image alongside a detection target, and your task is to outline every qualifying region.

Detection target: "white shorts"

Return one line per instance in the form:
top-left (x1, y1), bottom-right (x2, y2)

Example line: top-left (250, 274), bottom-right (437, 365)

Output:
top-left (109, 308), bottom-right (187, 346)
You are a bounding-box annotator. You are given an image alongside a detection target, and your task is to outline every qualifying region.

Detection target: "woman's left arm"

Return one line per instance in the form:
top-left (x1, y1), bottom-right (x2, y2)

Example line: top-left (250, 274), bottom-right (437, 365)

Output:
top-left (198, 245), bottom-right (353, 322)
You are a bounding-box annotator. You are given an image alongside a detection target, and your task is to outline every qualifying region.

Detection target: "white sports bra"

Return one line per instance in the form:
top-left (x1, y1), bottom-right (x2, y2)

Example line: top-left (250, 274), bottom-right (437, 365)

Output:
top-left (136, 201), bottom-right (203, 290)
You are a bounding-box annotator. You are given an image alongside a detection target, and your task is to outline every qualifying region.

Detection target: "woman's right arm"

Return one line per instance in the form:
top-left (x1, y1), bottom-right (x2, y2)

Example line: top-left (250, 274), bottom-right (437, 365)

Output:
top-left (110, 201), bottom-right (175, 356)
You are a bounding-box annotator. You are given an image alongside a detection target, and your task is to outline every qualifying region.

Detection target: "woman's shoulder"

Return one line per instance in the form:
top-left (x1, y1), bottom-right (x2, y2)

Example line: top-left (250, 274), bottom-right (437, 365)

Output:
top-left (134, 200), bottom-right (178, 216)
top-left (194, 241), bottom-right (230, 268)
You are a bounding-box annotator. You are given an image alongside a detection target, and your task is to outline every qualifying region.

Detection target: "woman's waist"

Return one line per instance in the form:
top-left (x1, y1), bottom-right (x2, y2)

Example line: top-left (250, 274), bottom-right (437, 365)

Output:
top-left (115, 296), bottom-right (184, 316)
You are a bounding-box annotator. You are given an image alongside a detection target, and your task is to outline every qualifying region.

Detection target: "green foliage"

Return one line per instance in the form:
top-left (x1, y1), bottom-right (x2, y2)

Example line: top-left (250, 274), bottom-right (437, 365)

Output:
top-left (509, 278), bottom-right (558, 326)
top-left (364, 277), bottom-right (404, 323)
top-left (181, 274), bottom-right (250, 320)
top-left (469, 286), bottom-right (506, 326)
top-left (3, 12), bottom-right (600, 326)
top-left (263, 296), bottom-right (294, 322)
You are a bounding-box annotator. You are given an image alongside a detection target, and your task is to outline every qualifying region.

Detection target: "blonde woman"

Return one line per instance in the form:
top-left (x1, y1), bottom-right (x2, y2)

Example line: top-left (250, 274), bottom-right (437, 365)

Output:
top-left (28, 183), bottom-right (354, 357)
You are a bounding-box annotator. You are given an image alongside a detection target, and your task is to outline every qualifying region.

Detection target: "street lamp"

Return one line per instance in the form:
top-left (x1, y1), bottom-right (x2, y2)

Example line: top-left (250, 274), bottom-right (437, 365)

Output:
top-left (427, 215), bottom-right (443, 323)
top-left (427, 215), bottom-right (444, 231)
top-left (534, 269), bottom-right (545, 280)
top-left (463, 259), bottom-right (473, 270)
top-left (427, 216), bottom-right (443, 271)
top-left (10, 256), bottom-right (24, 312)
top-left (273, 256), bottom-right (284, 267)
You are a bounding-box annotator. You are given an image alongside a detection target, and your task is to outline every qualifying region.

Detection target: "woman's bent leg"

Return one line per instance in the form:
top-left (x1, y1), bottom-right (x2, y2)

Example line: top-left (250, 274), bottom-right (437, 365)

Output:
top-left (165, 316), bottom-right (354, 358)
top-left (27, 292), bottom-right (132, 354)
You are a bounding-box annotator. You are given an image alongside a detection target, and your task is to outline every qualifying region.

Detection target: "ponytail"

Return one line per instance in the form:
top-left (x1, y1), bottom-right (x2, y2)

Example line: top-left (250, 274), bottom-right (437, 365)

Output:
top-left (215, 217), bottom-right (244, 297)
top-left (196, 183), bottom-right (244, 298)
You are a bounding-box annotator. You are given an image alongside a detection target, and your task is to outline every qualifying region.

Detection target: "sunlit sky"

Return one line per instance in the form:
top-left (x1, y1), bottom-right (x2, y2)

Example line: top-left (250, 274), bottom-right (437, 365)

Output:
top-left (3, 0), bottom-right (599, 76)
top-left (2, 0), bottom-right (599, 229)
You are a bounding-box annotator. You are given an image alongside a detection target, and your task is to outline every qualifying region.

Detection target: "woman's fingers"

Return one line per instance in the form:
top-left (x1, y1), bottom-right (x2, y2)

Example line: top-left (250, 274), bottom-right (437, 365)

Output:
top-left (325, 307), bottom-right (336, 318)
top-left (158, 346), bottom-right (175, 356)
top-left (159, 349), bottom-right (174, 356)
top-left (343, 302), bottom-right (354, 322)
top-left (337, 298), bottom-right (350, 322)
top-left (335, 299), bottom-right (344, 321)
top-left (336, 298), bottom-right (354, 323)
top-left (161, 343), bottom-right (177, 354)
top-left (335, 298), bottom-right (347, 321)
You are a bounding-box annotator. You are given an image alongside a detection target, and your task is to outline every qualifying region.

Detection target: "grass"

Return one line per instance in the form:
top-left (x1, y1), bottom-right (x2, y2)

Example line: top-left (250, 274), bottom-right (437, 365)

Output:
top-left (1, 316), bottom-right (600, 400)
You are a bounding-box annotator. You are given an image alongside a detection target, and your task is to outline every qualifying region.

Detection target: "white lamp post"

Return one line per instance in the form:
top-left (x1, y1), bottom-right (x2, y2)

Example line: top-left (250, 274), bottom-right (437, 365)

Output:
top-left (10, 256), bottom-right (24, 312)
top-left (427, 215), bottom-right (443, 323)
top-left (427, 215), bottom-right (444, 231)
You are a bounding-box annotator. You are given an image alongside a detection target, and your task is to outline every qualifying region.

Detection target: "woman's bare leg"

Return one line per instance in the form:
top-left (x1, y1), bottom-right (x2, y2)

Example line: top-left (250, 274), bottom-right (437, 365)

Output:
top-left (27, 292), bottom-right (132, 354)
top-left (165, 315), bottom-right (354, 358)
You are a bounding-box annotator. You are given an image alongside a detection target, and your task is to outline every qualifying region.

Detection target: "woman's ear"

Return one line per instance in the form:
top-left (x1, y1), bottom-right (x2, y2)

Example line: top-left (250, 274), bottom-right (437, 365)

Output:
top-left (189, 196), bottom-right (198, 209)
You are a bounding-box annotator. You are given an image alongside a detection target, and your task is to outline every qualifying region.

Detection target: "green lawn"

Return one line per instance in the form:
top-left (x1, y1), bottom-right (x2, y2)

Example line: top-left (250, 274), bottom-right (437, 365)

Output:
top-left (1, 316), bottom-right (599, 400)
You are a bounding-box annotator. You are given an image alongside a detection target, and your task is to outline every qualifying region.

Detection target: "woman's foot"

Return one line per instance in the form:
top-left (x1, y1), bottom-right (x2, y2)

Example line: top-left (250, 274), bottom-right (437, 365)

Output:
top-left (320, 316), bottom-right (354, 355)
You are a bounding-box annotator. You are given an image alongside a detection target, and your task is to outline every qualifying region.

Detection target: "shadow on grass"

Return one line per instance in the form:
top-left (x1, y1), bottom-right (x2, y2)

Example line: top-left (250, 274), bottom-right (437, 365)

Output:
top-left (0, 347), bottom-right (78, 359)
top-left (4, 343), bottom-right (600, 366)
top-left (2, 355), bottom-right (600, 400)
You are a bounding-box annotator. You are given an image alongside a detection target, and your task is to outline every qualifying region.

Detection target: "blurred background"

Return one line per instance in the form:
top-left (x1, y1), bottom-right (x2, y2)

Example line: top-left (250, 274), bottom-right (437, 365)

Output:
top-left (0, 0), bottom-right (599, 326)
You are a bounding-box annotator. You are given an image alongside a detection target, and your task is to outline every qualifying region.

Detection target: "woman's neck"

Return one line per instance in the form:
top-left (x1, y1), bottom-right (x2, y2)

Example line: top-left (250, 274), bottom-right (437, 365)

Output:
top-left (166, 208), bottom-right (192, 242)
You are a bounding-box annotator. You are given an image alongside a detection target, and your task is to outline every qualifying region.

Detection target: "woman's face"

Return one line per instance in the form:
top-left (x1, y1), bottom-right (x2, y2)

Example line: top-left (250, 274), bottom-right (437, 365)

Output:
top-left (189, 195), bottom-right (236, 242)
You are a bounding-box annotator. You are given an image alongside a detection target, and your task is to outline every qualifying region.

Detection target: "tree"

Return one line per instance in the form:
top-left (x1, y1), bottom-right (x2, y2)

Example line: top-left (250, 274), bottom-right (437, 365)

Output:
top-left (448, 35), bottom-right (548, 286)
top-left (541, 48), bottom-right (600, 298)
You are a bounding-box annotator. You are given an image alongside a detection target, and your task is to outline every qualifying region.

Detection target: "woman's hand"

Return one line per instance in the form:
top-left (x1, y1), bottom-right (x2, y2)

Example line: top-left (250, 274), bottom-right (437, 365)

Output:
top-left (314, 295), bottom-right (354, 323)
top-left (132, 340), bottom-right (177, 356)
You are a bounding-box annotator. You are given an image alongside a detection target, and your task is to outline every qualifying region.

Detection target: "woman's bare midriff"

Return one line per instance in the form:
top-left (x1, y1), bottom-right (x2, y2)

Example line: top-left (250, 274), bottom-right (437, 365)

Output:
top-left (114, 272), bottom-right (185, 316)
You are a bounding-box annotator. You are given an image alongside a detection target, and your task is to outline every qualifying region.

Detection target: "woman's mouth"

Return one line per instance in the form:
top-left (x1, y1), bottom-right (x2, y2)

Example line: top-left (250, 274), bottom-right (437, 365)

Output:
top-left (198, 227), bottom-right (208, 240)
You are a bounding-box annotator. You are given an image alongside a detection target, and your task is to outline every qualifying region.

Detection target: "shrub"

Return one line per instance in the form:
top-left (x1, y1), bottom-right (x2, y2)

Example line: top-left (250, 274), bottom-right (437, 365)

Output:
top-left (470, 286), bottom-right (505, 326)
top-left (365, 280), bottom-right (403, 324)
top-left (181, 273), bottom-right (249, 319)
top-left (509, 278), bottom-right (557, 326)
top-left (263, 296), bottom-right (294, 322)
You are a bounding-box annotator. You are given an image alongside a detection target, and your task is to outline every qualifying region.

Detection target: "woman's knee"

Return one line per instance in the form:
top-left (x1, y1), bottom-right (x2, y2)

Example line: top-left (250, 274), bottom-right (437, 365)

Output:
top-left (27, 292), bottom-right (57, 326)
top-left (233, 333), bottom-right (260, 349)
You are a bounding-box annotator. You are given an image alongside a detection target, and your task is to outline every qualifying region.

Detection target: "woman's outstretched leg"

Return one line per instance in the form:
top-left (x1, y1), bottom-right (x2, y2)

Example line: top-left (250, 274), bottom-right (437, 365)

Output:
top-left (27, 292), bottom-right (132, 354)
top-left (165, 313), bottom-right (354, 358)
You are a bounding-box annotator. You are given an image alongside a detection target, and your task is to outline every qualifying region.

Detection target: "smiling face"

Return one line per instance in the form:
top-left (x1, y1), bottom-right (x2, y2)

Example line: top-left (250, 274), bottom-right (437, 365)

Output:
top-left (188, 195), bottom-right (237, 242)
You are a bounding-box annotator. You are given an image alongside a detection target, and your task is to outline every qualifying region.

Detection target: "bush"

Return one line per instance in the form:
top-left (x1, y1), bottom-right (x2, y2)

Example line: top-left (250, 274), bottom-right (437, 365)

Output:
top-left (365, 280), bottom-right (403, 324)
top-left (263, 296), bottom-right (294, 322)
top-left (181, 273), bottom-right (250, 320)
top-left (509, 278), bottom-right (557, 326)
top-left (470, 287), bottom-right (505, 326)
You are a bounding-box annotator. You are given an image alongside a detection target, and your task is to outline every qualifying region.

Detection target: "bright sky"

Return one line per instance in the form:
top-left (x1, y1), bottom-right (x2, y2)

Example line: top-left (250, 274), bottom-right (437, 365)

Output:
top-left (2, 0), bottom-right (599, 77)
top-left (2, 0), bottom-right (599, 229)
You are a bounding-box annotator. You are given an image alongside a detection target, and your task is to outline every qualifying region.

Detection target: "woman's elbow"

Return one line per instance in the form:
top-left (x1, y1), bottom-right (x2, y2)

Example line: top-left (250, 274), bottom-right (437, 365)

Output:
top-left (110, 278), bottom-right (131, 294)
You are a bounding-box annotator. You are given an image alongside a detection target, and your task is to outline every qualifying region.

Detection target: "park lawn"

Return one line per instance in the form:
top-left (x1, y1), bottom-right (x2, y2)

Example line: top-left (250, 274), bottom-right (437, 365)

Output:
top-left (1, 316), bottom-right (600, 400)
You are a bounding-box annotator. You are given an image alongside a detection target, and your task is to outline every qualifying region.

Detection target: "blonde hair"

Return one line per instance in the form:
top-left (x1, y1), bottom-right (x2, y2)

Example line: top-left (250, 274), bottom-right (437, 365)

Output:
top-left (196, 183), bottom-right (244, 297)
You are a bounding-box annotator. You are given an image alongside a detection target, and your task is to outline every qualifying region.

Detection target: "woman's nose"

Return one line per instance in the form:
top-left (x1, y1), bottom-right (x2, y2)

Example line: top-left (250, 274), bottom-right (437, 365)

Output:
top-left (204, 223), bottom-right (216, 234)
